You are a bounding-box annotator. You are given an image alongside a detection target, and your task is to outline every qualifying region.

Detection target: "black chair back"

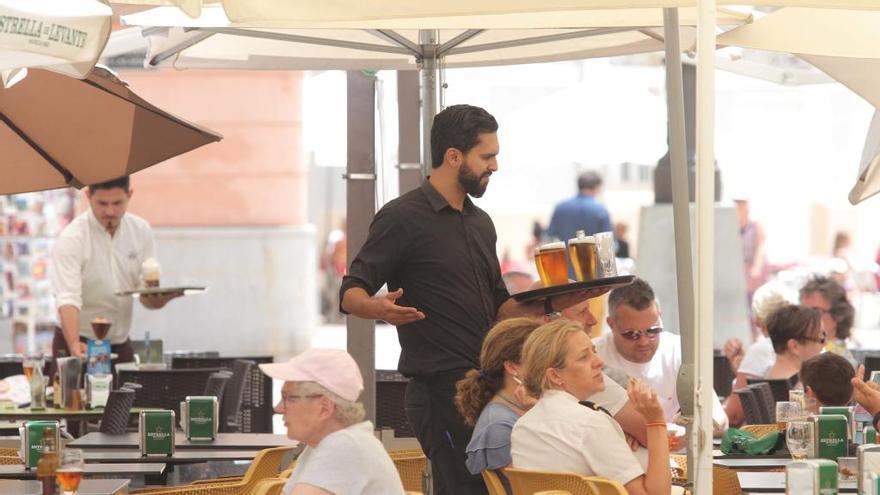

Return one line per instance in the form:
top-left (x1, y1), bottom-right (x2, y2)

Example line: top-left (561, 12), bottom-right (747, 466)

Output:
top-left (747, 378), bottom-right (794, 403)
top-left (219, 360), bottom-right (255, 433)
top-left (748, 382), bottom-right (776, 423)
top-left (172, 356), bottom-right (273, 433)
top-left (734, 388), bottom-right (767, 424)
top-left (0, 357), bottom-right (22, 380)
top-left (99, 388), bottom-right (135, 435)
top-left (203, 372), bottom-right (231, 404)
top-left (714, 351), bottom-right (735, 398)
top-left (864, 356), bottom-right (880, 381)
top-left (376, 369), bottom-right (413, 437)
top-left (117, 368), bottom-right (222, 418)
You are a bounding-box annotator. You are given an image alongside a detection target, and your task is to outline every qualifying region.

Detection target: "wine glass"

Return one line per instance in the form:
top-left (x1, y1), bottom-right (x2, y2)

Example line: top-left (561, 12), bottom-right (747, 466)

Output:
top-left (56, 449), bottom-right (85, 495)
top-left (786, 421), bottom-right (814, 461)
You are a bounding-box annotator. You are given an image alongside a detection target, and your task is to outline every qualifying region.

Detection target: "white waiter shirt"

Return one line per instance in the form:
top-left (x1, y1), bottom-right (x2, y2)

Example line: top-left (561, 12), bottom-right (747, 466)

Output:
top-left (594, 331), bottom-right (729, 431)
top-left (51, 210), bottom-right (155, 344)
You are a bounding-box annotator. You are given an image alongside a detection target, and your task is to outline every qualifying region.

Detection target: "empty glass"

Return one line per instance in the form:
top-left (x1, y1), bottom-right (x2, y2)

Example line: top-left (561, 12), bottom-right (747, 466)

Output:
top-left (594, 232), bottom-right (617, 278)
top-left (776, 401), bottom-right (804, 432)
top-left (56, 448), bottom-right (84, 495)
top-left (786, 421), bottom-right (814, 460)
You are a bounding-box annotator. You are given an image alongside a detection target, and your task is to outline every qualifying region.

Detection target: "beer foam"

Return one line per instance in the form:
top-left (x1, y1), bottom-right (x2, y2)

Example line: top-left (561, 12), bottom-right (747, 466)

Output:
top-left (539, 241), bottom-right (566, 250)
top-left (569, 236), bottom-right (595, 244)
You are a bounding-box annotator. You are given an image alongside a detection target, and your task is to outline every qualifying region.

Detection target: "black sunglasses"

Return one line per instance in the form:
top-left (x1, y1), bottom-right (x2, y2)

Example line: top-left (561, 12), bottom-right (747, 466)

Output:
top-left (620, 326), bottom-right (663, 341)
top-left (800, 330), bottom-right (827, 345)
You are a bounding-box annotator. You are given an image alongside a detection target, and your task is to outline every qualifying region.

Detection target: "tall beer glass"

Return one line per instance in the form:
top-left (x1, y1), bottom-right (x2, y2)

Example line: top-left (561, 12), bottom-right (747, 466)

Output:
top-left (535, 241), bottom-right (568, 286)
top-left (56, 448), bottom-right (84, 495)
top-left (568, 234), bottom-right (597, 281)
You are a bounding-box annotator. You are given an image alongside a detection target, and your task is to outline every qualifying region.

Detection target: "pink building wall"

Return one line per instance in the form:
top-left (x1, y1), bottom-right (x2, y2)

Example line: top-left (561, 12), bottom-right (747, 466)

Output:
top-left (118, 70), bottom-right (306, 227)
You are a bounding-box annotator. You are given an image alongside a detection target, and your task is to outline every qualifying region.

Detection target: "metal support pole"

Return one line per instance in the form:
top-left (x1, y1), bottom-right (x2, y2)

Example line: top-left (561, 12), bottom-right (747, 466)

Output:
top-left (397, 70), bottom-right (423, 194)
top-left (663, 7), bottom-right (698, 486)
top-left (695, 0), bottom-right (717, 492)
top-left (419, 30), bottom-right (440, 178)
top-left (345, 70), bottom-right (378, 422)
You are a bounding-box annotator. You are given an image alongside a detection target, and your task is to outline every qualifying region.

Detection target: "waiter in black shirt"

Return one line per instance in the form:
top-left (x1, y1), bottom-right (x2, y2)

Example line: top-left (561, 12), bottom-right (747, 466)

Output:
top-left (341, 104), bottom-right (591, 495)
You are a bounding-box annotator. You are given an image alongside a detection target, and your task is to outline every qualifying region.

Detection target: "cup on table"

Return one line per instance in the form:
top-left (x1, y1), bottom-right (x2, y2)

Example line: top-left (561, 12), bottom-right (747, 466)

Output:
top-left (667, 423), bottom-right (686, 451)
top-left (785, 421), bottom-right (814, 460)
top-left (56, 448), bottom-right (84, 495)
top-left (776, 401), bottom-right (804, 431)
top-left (593, 232), bottom-right (618, 278)
top-left (534, 241), bottom-right (569, 286)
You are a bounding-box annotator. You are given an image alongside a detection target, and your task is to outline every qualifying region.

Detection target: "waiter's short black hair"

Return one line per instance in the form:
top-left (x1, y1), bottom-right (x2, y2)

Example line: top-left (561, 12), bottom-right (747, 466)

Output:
top-left (88, 176), bottom-right (130, 193)
top-left (608, 277), bottom-right (656, 318)
top-left (430, 105), bottom-right (498, 168)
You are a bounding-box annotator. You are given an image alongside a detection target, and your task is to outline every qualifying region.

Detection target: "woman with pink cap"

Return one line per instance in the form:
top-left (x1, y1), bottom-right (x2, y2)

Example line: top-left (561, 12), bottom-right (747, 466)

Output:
top-left (260, 348), bottom-right (405, 495)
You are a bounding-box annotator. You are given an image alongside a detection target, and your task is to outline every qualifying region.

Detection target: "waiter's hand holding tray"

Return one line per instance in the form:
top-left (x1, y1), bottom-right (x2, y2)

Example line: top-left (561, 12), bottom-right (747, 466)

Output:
top-left (115, 286), bottom-right (207, 297)
top-left (514, 231), bottom-right (633, 303)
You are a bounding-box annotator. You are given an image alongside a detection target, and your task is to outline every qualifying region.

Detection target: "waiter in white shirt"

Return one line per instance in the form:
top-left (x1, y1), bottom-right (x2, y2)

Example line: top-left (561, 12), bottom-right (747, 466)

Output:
top-left (50, 176), bottom-right (180, 369)
top-left (594, 277), bottom-right (729, 435)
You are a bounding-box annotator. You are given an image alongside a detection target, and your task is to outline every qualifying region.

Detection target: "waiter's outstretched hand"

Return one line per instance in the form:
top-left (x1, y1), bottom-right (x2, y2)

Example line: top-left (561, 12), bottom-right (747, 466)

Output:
top-left (373, 288), bottom-right (425, 326)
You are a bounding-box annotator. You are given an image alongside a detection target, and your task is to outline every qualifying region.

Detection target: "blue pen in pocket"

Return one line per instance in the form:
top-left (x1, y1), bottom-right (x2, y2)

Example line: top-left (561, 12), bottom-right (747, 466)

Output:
top-left (444, 430), bottom-right (454, 448)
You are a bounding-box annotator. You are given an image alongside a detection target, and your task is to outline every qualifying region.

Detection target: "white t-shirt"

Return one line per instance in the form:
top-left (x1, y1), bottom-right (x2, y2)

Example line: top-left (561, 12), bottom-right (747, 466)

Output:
top-left (511, 389), bottom-right (645, 486)
top-left (738, 337), bottom-right (776, 378)
top-left (594, 331), bottom-right (729, 430)
top-left (283, 421), bottom-right (405, 495)
top-left (50, 211), bottom-right (155, 343)
top-left (591, 372), bottom-right (628, 416)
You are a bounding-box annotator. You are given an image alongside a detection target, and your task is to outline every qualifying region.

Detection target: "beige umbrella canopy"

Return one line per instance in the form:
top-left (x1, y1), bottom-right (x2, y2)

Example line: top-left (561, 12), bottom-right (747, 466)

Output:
top-left (717, 7), bottom-right (880, 204)
top-left (0, 0), bottom-right (112, 87)
top-left (0, 66), bottom-right (221, 194)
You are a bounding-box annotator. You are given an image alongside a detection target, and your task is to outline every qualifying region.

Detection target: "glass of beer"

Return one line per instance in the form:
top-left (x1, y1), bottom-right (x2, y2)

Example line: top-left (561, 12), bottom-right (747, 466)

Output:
top-left (786, 421), bottom-right (813, 461)
top-left (534, 241), bottom-right (569, 286)
top-left (776, 401), bottom-right (804, 432)
top-left (56, 448), bottom-right (84, 494)
top-left (568, 234), bottom-right (598, 281)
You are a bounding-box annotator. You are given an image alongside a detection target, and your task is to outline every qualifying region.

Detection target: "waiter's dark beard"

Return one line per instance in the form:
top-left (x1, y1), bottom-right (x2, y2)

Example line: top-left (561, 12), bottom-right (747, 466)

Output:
top-left (458, 162), bottom-right (489, 198)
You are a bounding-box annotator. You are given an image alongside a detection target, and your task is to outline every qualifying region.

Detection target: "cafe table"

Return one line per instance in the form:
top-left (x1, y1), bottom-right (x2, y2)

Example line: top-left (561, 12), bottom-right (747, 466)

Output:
top-left (0, 479), bottom-right (129, 495)
top-left (738, 471), bottom-right (856, 493)
top-left (715, 457), bottom-right (792, 470)
top-left (83, 449), bottom-right (258, 464)
top-left (70, 432), bottom-right (292, 450)
top-left (0, 462), bottom-right (165, 479)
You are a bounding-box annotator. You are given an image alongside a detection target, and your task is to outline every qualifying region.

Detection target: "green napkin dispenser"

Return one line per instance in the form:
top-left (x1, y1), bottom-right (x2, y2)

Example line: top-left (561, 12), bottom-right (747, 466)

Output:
top-left (139, 410), bottom-right (175, 456)
top-left (810, 414), bottom-right (848, 461)
top-left (785, 459), bottom-right (838, 495)
top-left (19, 420), bottom-right (60, 469)
top-left (866, 426), bottom-right (877, 445)
top-left (180, 396), bottom-right (218, 441)
top-left (819, 406), bottom-right (855, 441)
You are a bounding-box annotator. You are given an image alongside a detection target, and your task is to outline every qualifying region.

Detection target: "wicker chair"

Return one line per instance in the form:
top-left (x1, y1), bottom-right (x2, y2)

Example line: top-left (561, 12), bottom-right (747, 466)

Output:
top-left (131, 445), bottom-right (296, 495)
top-left (740, 424), bottom-right (779, 439)
top-left (482, 469), bottom-right (508, 495)
top-left (0, 448), bottom-right (18, 457)
top-left (250, 478), bottom-right (287, 495)
top-left (390, 450), bottom-right (427, 493)
top-left (504, 468), bottom-right (597, 495)
top-left (98, 388), bottom-right (135, 435)
top-left (584, 477), bottom-right (626, 495)
top-left (671, 455), bottom-right (687, 483)
top-left (670, 456), bottom-right (743, 495)
top-left (535, 492), bottom-right (573, 495)
top-left (0, 456), bottom-right (21, 465)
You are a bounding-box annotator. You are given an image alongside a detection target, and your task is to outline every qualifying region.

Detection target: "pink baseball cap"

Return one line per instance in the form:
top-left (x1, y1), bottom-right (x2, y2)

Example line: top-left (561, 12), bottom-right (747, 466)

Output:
top-left (259, 348), bottom-right (364, 402)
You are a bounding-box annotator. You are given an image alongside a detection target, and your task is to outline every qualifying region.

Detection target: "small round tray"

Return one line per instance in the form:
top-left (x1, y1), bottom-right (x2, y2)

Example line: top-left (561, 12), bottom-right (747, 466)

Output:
top-left (511, 275), bottom-right (635, 303)
top-left (115, 286), bottom-right (206, 297)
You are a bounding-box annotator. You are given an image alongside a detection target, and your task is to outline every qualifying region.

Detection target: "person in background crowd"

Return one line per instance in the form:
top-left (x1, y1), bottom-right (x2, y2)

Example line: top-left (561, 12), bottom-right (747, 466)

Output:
top-left (799, 275), bottom-right (857, 367)
top-left (547, 171), bottom-right (612, 244)
top-left (614, 222), bottom-right (631, 259)
top-left (799, 353), bottom-right (855, 414)
top-left (596, 278), bottom-right (729, 434)
top-left (723, 282), bottom-right (795, 426)
top-left (765, 305), bottom-right (825, 381)
top-left (260, 348), bottom-right (405, 495)
top-left (511, 319), bottom-right (673, 495)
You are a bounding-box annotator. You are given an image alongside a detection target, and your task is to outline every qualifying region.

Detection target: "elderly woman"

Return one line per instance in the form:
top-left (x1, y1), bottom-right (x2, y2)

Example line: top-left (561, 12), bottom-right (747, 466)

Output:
top-left (511, 319), bottom-right (671, 495)
top-left (765, 305), bottom-right (826, 381)
top-left (799, 275), bottom-right (857, 367)
top-left (260, 348), bottom-right (405, 495)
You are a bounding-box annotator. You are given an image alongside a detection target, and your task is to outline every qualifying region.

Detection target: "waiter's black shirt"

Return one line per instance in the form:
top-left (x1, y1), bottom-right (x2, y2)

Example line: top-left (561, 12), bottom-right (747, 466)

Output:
top-left (340, 181), bottom-right (510, 376)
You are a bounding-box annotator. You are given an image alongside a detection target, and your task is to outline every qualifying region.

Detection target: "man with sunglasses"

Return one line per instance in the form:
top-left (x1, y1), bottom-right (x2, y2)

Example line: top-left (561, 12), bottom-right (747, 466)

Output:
top-left (595, 278), bottom-right (729, 433)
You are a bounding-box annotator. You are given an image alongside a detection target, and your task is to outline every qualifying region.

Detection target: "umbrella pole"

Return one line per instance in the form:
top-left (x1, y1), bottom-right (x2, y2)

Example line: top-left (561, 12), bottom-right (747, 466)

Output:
top-left (695, 0), bottom-right (717, 492)
top-left (663, 7), bottom-right (698, 488)
top-left (419, 30), bottom-right (440, 177)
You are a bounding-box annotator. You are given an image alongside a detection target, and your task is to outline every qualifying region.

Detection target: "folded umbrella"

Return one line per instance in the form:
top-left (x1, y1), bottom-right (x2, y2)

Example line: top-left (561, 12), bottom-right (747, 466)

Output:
top-left (0, 66), bottom-right (222, 194)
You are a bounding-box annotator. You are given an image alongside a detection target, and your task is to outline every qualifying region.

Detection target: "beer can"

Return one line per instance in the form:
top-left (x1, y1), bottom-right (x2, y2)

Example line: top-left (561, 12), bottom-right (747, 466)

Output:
top-left (19, 420), bottom-right (60, 469)
top-left (785, 459), bottom-right (837, 495)
top-left (139, 410), bottom-right (175, 456)
top-left (180, 396), bottom-right (218, 441)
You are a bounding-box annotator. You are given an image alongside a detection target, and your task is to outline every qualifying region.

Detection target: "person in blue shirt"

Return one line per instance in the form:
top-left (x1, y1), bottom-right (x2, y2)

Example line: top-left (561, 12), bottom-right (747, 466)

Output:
top-left (547, 170), bottom-right (613, 244)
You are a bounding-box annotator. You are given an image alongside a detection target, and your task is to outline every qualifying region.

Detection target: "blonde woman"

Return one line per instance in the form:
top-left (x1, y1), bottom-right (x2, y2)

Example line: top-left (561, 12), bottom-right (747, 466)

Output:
top-left (511, 319), bottom-right (671, 495)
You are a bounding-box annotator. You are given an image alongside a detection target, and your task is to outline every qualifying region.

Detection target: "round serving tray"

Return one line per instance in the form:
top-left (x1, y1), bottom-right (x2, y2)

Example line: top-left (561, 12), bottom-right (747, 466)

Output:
top-left (511, 275), bottom-right (635, 303)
